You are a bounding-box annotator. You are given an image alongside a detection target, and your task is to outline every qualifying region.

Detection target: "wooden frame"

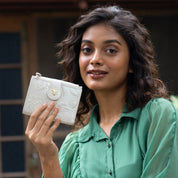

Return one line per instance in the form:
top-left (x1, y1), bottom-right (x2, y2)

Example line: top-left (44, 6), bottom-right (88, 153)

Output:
top-left (0, 15), bottom-right (37, 178)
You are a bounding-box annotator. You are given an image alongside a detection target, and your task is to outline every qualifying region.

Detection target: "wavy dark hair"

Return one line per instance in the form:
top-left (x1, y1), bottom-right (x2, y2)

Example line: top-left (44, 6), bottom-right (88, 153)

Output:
top-left (58, 5), bottom-right (169, 129)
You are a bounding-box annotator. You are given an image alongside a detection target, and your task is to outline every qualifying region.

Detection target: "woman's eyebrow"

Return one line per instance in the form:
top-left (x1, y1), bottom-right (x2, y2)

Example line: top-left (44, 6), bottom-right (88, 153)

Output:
top-left (81, 39), bottom-right (121, 45)
top-left (81, 40), bottom-right (93, 44)
top-left (103, 40), bottom-right (121, 45)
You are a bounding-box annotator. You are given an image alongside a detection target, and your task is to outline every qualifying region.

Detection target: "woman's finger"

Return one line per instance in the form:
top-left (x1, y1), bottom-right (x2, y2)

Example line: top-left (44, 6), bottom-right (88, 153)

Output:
top-left (26, 103), bottom-right (48, 132)
top-left (39, 107), bottom-right (59, 135)
top-left (47, 118), bottom-right (61, 138)
top-left (33, 102), bottom-right (56, 132)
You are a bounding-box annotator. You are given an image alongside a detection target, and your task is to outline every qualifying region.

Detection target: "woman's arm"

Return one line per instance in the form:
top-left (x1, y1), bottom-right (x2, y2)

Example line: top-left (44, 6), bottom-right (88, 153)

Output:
top-left (141, 99), bottom-right (178, 177)
top-left (25, 102), bottom-right (63, 178)
top-left (40, 153), bottom-right (63, 178)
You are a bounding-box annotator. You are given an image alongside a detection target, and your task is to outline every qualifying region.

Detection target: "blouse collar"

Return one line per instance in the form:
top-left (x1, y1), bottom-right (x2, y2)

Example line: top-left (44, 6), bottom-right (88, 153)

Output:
top-left (78, 104), bottom-right (141, 143)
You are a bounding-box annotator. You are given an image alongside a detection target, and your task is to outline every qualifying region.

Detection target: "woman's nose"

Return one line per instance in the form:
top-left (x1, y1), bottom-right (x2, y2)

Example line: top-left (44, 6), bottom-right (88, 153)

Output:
top-left (89, 50), bottom-right (104, 66)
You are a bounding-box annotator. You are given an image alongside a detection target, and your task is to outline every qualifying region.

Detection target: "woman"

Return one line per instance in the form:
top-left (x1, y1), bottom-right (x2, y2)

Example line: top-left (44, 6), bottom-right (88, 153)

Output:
top-left (25, 6), bottom-right (178, 178)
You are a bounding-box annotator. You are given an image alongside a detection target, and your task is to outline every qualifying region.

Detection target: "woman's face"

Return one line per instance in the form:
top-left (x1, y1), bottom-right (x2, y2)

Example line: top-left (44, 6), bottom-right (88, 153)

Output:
top-left (79, 23), bottom-right (131, 93)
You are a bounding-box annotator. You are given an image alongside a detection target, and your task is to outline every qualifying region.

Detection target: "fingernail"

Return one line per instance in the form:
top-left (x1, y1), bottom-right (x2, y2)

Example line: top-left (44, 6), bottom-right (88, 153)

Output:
top-left (55, 107), bottom-right (59, 112)
top-left (42, 103), bottom-right (47, 107)
top-left (50, 102), bottom-right (55, 106)
top-left (56, 118), bottom-right (61, 123)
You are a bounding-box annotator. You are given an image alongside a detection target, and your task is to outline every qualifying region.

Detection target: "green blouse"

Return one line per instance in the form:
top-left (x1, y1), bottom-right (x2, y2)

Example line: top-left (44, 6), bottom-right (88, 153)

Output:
top-left (58, 98), bottom-right (178, 178)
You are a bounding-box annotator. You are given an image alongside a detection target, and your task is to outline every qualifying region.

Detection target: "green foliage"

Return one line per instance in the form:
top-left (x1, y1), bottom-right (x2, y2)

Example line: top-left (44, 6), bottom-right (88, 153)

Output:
top-left (170, 95), bottom-right (178, 110)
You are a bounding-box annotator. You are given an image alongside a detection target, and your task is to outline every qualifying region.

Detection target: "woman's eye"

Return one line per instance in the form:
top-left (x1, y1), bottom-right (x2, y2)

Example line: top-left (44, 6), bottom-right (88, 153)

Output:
top-left (106, 48), bottom-right (117, 54)
top-left (81, 47), bottom-right (92, 54)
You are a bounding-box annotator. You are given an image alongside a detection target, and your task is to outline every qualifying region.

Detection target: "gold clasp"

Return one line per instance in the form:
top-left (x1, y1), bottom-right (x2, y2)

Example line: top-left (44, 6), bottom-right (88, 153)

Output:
top-left (51, 89), bottom-right (57, 96)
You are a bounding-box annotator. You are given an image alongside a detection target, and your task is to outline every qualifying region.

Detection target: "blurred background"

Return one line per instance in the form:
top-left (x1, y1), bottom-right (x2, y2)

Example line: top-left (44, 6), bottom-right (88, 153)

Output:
top-left (0, 0), bottom-right (177, 177)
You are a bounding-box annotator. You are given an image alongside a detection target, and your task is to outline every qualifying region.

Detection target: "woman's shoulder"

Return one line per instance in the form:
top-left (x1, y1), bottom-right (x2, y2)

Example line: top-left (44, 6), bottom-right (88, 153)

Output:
top-left (142, 97), bottom-right (176, 114)
top-left (137, 97), bottom-right (177, 131)
top-left (146, 97), bottom-right (175, 109)
top-left (137, 97), bottom-right (178, 156)
top-left (142, 97), bottom-right (177, 124)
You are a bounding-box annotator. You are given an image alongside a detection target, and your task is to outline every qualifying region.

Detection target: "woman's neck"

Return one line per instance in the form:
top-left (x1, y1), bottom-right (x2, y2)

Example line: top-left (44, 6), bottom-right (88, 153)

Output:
top-left (94, 89), bottom-right (126, 137)
top-left (94, 89), bottom-right (126, 124)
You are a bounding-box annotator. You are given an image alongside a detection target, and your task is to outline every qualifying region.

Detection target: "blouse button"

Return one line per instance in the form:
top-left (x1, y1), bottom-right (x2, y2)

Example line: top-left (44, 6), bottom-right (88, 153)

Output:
top-left (108, 143), bottom-right (111, 148)
top-left (109, 170), bottom-right (112, 175)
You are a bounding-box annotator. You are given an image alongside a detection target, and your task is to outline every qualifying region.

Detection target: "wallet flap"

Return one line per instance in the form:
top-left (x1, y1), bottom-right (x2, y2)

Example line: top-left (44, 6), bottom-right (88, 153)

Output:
top-left (47, 79), bottom-right (62, 101)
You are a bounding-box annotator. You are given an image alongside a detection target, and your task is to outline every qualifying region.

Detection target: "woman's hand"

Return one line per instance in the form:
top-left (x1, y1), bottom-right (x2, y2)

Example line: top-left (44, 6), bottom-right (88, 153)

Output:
top-left (25, 102), bottom-right (61, 160)
top-left (25, 102), bottom-right (63, 177)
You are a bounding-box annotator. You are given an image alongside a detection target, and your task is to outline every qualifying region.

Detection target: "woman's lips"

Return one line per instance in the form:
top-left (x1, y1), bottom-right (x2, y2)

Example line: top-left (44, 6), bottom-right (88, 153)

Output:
top-left (87, 70), bottom-right (108, 79)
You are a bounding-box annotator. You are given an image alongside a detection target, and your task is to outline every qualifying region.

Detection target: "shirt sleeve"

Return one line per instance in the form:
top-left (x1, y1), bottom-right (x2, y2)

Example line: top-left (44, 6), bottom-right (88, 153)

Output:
top-left (141, 98), bottom-right (178, 178)
top-left (58, 131), bottom-right (82, 178)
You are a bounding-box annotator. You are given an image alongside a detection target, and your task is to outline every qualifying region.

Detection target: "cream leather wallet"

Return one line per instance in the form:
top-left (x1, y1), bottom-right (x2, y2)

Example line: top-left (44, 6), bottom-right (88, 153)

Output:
top-left (22, 73), bottom-right (82, 125)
